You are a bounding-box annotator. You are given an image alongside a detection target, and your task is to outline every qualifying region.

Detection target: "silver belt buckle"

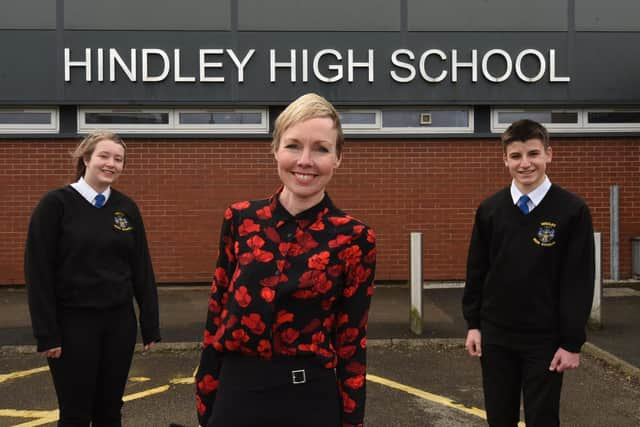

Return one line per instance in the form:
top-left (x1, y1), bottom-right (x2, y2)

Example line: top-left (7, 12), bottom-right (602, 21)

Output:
top-left (291, 369), bottom-right (306, 384)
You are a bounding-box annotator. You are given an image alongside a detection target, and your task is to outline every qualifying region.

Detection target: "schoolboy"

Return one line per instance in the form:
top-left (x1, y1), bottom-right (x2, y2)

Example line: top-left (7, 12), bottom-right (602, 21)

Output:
top-left (462, 119), bottom-right (595, 426)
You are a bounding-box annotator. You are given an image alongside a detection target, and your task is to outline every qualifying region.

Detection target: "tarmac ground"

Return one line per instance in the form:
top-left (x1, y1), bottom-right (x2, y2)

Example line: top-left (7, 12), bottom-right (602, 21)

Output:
top-left (1, 284), bottom-right (639, 426)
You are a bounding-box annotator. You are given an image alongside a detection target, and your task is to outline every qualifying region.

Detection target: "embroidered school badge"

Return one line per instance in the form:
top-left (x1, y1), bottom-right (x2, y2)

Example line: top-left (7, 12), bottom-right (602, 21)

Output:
top-left (533, 221), bottom-right (556, 247)
top-left (113, 211), bottom-right (133, 231)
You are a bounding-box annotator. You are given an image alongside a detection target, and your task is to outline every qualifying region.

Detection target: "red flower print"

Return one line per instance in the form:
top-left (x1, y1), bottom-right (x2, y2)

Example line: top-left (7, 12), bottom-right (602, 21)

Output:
top-left (312, 331), bottom-right (325, 344)
top-left (258, 339), bottom-right (272, 358)
top-left (298, 343), bottom-right (318, 352)
top-left (309, 220), bottom-right (325, 231)
top-left (232, 328), bottom-right (250, 343)
top-left (329, 234), bottom-right (352, 248)
top-left (278, 242), bottom-right (291, 256)
top-left (256, 206), bottom-right (272, 219)
top-left (343, 285), bottom-right (357, 298)
top-left (197, 395), bottom-right (206, 415)
top-left (341, 390), bottom-right (356, 413)
top-left (260, 275), bottom-right (280, 288)
top-left (344, 375), bottom-right (365, 390)
top-left (264, 227), bottom-right (280, 243)
top-left (286, 243), bottom-right (305, 256)
top-left (367, 228), bottom-right (375, 243)
top-left (280, 327), bottom-right (300, 344)
top-left (327, 264), bottom-right (344, 277)
top-left (239, 252), bottom-right (255, 265)
top-left (241, 313), bottom-right (266, 335)
top-left (364, 247), bottom-right (376, 264)
top-left (292, 289), bottom-right (317, 299)
top-left (203, 329), bottom-right (216, 347)
top-left (353, 225), bottom-right (365, 235)
top-left (345, 361), bottom-right (366, 375)
top-left (338, 327), bottom-right (359, 344)
top-left (260, 287), bottom-right (275, 302)
top-left (234, 286), bottom-right (252, 308)
top-left (276, 310), bottom-right (294, 325)
top-left (348, 264), bottom-right (372, 287)
top-left (239, 218), bottom-right (261, 236)
top-left (337, 313), bottom-right (349, 327)
top-left (231, 201), bottom-right (251, 210)
top-left (328, 216), bottom-right (352, 226)
top-left (225, 339), bottom-right (241, 351)
top-left (224, 208), bottom-right (233, 219)
top-left (321, 296), bottom-right (336, 311)
top-left (214, 267), bottom-right (228, 287)
top-left (296, 230), bottom-right (319, 251)
top-left (208, 298), bottom-right (220, 314)
top-left (360, 336), bottom-right (367, 349)
top-left (253, 248), bottom-right (274, 263)
top-left (308, 251), bottom-right (330, 270)
top-left (339, 245), bottom-right (362, 267)
top-left (277, 259), bottom-right (290, 271)
top-left (301, 318), bottom-right (321, 334)
top-left (246, 235), bottom-right (265, 249)
top-left (338, 345), bottom-right (357, 359)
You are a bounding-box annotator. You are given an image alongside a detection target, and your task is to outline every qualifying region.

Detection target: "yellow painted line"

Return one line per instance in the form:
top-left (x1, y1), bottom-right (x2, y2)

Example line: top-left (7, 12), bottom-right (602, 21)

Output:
top-left (9, 411), bottom-right (59, 427)
top-left (128, 377), bottom-right (151, 382)
top-left (122, 385), bottom-right (170, 402)
top-left (0, 410), bottom-right (53, 419)
top-left (170, 377), bottom-right (194, 385)
top-left (0, 366), bottom-right (49, 384)
top-left (367, 374), bottom-right (526, 427)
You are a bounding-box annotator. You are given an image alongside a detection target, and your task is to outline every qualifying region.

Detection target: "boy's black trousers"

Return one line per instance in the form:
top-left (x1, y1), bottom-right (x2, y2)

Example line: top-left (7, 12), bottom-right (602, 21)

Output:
top-left (480, 325), bottom-right (564, 427)
top-left (47, 304), bottom-right (137, 427)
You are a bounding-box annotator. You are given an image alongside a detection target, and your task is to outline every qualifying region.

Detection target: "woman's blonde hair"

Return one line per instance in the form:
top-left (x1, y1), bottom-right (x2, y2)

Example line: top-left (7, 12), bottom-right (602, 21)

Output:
top-left (71, 130), bottom-right (126, 180)
top-left (271, 93), bottom-right (344, 158)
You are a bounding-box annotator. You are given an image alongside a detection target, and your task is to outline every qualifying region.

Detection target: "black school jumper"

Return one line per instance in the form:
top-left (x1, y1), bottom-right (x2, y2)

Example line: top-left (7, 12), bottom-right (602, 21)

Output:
top-left (463, 184), bottom-right (595, 427)
top-left (25, 186), bottom-right (161, 427)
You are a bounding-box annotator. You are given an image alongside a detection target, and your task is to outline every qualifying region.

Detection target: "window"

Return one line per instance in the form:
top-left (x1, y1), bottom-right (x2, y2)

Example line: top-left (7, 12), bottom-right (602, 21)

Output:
top-left (0, 108), bottom-right (58, 133)
top-left (338, 107), bottom-right (473, 134)
top-left (492, 108), bottom-right (640, 133)
top-left (79, 108), bottom-right (268, 133)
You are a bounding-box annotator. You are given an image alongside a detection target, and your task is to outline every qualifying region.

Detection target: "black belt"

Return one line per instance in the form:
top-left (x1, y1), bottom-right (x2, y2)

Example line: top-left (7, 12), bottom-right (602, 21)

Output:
top-left (220, 354), bottom-right (335, 390)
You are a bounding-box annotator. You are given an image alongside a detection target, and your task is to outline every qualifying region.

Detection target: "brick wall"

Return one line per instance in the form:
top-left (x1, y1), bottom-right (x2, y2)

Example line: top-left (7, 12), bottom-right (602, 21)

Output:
top-left (1, 137), bottom-right (639, 285)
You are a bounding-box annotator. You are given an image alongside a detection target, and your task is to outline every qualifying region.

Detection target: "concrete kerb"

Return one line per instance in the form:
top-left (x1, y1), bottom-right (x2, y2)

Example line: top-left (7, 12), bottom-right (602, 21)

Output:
top-left (2, 339), bottom-right (638, 384)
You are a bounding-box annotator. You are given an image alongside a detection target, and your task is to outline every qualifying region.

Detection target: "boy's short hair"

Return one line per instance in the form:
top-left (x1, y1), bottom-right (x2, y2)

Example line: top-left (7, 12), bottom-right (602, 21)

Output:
top-left (501, 119), bottom-right (550, 151)
top-left (272, 93), bottom-right (344, 159)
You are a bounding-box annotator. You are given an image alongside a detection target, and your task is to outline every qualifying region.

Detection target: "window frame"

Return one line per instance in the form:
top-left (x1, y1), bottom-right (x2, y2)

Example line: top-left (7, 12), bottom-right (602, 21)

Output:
top-left (339, 107), bottom-right (474, 134)
top-left (0, 108), bottom-right (59, 133)
top-left (583, 108), bottom-right (640, 132)
top-left (491, 108), bottom-right (583, 133)
top-left (78, 107), bottom-right (269, 134)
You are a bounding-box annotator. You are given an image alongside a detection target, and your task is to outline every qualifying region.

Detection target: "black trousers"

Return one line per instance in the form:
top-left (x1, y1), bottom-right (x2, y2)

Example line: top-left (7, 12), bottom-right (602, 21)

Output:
top-left (208, 355), bottom-right (341, 427)
top-left (480, 338), bottom-right (563, 427)
top-left (48, 304), bottom-right (137, 427)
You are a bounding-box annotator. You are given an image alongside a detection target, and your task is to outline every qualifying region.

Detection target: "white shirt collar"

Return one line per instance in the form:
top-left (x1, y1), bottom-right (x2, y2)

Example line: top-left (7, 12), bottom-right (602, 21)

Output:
top-left (510, 176), bottom-right (551, 210)
top-left (70, 177), bottom-right (111, 206)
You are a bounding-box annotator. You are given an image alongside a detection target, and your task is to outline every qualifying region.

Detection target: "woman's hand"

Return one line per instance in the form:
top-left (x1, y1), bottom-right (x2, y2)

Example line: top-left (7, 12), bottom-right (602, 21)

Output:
top-left (41, 347), bottom-right (62, 359)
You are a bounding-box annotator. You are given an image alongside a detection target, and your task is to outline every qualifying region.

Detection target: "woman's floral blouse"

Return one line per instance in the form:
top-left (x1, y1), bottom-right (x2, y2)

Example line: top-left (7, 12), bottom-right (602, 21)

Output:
top-left (195, 189), bottom-right (376, 427)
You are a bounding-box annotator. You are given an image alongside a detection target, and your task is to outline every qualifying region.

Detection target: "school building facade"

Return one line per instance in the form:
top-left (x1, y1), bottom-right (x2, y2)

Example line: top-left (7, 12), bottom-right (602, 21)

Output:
top-left (1, 0), bottom-right (639, 285)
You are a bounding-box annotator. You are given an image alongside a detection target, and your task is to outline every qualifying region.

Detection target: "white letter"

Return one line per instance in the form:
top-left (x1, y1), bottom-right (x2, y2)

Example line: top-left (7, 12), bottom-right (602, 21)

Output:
top-left (348, 49), bottom-right (374, 82)
top-left (199, 49), bottom-right (224, 83)
top-left (515, 49), bottom-right (545, 82)
top-left (270, 49), bottom-right (296, 82)
top-left (65, 48), bottom-right (91, 82)
top-left (142, 49), bottom-right (169, 82)
top-left (97, 49), bottom-right (104, 82)
top-left (390, 49), bottom-right (416, 83)
top-left (109, 48), bottom-right (136, 82)
top-left (226, 49), bottom-right (255, 83)
top-left (174, 49), bottom-right (196, 82)
top-left (451, 49), bottom-right (477, 82)
top-left (549, 49), bottom-right (570, 82)
top-left (302, 49), bottom-right (309, 82)
top-left (481, 49), bottom-right (512, 83)
top-left (313, 49), bottom-right (343, 83)
top-left (419, 49), bottom-right (447, 83)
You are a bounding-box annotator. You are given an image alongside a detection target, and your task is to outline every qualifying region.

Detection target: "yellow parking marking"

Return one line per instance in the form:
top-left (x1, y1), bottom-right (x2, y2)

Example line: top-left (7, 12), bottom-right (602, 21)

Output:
top-left (0, 410), bottom-right (53, 419)
top-left (123, 384), bottom-right (170, 402)
top-left (0, 366), bottom-right (49, 384)
top-left (128, 377), bottom-right (151, 382)
top-left (367, 374), bottom-right (526, 426)
top-left (170, 377), bottom-right (194, 384)
top-left (10, 411), bottom-right (59, 427)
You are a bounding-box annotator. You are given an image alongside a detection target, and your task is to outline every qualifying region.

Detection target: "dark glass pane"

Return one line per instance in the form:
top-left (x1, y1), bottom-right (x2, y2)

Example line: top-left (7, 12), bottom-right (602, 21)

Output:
top-left (498, 111), bottom-right (577, 125)
top-left (588, 111), bottom-right (640, 124)
top-left (179, 112), bottom-right (262, 125)
top-left (382, 110), bottom-right (468, 127)
top-left (0, 112), bottom-right (51, 124)
top-left (85, 112), bottom-right (169, 124)
top-left (339, 112), bottom-right (377, 125)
